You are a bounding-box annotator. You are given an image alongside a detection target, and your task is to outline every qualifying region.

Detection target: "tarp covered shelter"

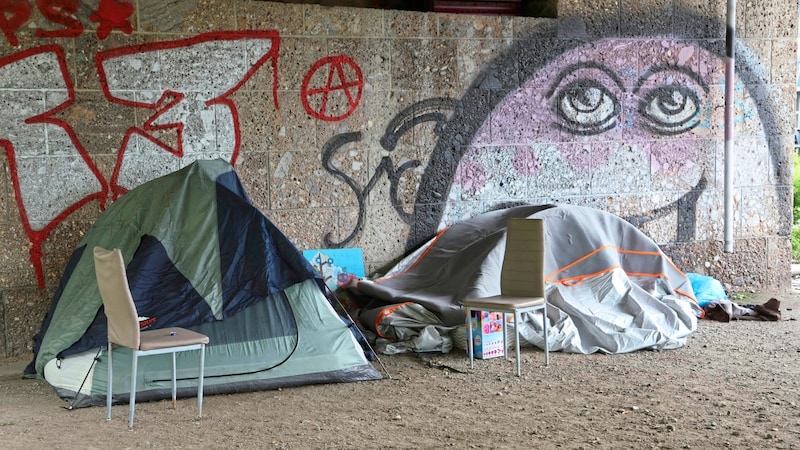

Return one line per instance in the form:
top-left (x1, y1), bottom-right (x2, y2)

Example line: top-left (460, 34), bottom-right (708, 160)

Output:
top-left (25, 159), bottom-right (380, 407)
top-left (351, 204), bottom-right (702, 355)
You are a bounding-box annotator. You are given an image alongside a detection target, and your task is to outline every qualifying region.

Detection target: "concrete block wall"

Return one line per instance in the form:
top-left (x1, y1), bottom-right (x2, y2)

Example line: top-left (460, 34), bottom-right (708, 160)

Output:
top-left (0, 0), bottom-right (796, 357)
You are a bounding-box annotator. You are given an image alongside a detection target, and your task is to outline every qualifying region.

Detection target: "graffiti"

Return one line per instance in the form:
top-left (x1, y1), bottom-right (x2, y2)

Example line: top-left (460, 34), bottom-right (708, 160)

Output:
top-left (96, 31), bottom-right (281, 198)
top-left (546, 62), bottom-right (625, 136)
top-left (0, 0), bottom-right (133, 45)
top-left (633, 64), bottom-right (708, 136)
top-left (407, 32), bottom-right (787, 252)
top-left (0, 5), bottom-right (788, 294)
top-left (0, 31), bottom-right (280, 286)
top-left (35, 0), bottom-right (83, 38)
top-left (545, 62), bottom-right (709, 138)
top-left (90, 0), bottom-right (135, 39)
top-left (436, 40), bottom-right (717, 238)
top-left (0, 27), bottom-right (378, 288)
top-left (301, 55), bottom-right (363, 121)
top-left (730, 79), bottom-right (756, 126)
top-left (0, 45), bottom-right (107, 287)
top-left (322, 132), bottom-right (418, 247)
top-left (627, 175), bottom-right (708, 243)
top-left (0, 0), bottom-right (31, 45)
top-left (380, 97), bottom-right (457, 151)
top-left (321, 98), bottom-right (456, 247)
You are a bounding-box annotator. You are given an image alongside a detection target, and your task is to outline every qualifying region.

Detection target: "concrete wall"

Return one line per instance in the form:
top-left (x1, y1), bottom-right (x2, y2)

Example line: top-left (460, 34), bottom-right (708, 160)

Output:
top-left (0, 0), bottom-right (796, 357)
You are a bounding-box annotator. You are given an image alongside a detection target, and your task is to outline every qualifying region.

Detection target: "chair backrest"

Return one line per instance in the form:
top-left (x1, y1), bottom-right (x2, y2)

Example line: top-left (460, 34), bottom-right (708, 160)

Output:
top-left (500, 218), bottom-right (545, 298)
top-left (94, 246), bottom-right (141, 350)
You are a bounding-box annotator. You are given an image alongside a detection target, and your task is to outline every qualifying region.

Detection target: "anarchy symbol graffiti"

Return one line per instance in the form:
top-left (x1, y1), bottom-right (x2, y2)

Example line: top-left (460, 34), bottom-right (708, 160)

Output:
top-left (301, 55), bottom-right (363, 121)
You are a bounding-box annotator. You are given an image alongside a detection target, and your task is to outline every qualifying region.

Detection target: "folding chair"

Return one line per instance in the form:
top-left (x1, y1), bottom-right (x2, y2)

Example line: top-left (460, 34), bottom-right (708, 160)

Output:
top-left (464, 218), bottom-right (549, 376)
top-left (93, 246), bottom-right (210, 429)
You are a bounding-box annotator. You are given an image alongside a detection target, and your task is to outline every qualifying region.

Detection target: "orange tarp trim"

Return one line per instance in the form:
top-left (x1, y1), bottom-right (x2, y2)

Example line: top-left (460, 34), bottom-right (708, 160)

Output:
top-left (357, 226), bottom-right (451, 289)
top-left (373, 302), bottom-right (415, 339)
top-left (547, 245), bottom-right (676, 283)
top-left (357, 233), bottom-right (699, 307)
top-left (546, 245), bottom-right (698, 305)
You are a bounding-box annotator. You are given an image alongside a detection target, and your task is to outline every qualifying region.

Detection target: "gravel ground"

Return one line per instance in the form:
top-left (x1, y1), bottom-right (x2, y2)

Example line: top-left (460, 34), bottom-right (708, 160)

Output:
top-left (1, 287), bottom-right (799, 449)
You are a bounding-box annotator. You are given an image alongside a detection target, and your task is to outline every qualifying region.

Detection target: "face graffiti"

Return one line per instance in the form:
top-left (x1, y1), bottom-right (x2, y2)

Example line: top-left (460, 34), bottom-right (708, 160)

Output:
top-left (547, 61), bottom-right (707, 138)
top-left (436, 39), bottom-right (747, 244)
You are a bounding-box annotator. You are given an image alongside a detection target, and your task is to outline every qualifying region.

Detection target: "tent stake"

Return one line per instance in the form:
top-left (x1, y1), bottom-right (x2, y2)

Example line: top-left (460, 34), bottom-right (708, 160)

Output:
top-left (62, 346), bottom-right (104, 410)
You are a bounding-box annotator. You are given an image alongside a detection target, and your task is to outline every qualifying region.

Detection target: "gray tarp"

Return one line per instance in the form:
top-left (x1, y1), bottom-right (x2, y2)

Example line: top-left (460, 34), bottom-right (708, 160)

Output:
top-left (352, 204), bottom-right (702, 354)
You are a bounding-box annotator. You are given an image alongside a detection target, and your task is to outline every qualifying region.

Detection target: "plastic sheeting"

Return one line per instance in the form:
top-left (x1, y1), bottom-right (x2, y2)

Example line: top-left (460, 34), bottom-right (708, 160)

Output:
top-left (351, 204), bottom-right (702, 354)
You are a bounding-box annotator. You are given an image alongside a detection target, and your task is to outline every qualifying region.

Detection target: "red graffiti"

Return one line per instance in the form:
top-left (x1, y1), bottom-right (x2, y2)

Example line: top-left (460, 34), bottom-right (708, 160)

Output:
top-left (90, 0), bottom-right (134, 39)
top-left (0, 45), bottom-right (108, 288)
top-left (35, 0), bottom-right (83, 38)
top-left (96, 31), bottom-right (281, 198)
top-left (301, 55), bottom-right (363, 121)
top-left (0, 0), bottom-right (31, 46)
top-left (0, 0), bottom-right (133, 45)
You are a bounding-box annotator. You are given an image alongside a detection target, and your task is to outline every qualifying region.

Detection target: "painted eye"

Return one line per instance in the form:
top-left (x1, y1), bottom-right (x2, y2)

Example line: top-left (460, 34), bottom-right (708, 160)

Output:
top-left (553, 79), bottom-right (620, 136)
top-left (634, 64), bottom-right (708, 136)
top-left (638, 85), bottom-right (702, 135)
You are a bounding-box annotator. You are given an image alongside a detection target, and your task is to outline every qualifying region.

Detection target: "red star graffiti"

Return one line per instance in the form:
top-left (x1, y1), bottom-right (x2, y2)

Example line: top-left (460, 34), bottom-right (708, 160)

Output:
top-left (90, 0), bottom-right (134, 39)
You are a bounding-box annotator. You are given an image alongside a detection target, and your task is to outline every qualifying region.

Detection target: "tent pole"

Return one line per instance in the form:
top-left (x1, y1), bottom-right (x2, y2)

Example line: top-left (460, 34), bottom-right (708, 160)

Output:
top-left (323, 284), bottom-right (392, 379)
top-left (724, 0), bottom-right (736, 253)
top-left (62, 346), bottom-right (104, 410)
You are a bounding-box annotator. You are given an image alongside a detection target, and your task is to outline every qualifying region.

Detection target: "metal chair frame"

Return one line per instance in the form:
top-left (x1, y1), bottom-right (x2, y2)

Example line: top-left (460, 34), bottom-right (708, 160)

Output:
top-left (463, 218), bottom-right (550, 376)
top-left (94, 246), bottom-right (209, 429)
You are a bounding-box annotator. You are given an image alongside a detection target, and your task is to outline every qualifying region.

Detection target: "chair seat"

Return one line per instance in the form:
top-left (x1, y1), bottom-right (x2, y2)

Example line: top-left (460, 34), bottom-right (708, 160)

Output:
top-left (465, 295), bottom-right (549, 376)
top-left (463, 295), bottom-right (545, 311)
top-left (139, 327), bottom-right (210, 351)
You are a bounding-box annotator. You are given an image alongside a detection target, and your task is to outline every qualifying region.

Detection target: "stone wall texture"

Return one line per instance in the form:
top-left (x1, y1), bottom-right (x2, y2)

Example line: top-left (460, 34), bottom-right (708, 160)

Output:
top-left (0, 0), bottom-right (797, 357)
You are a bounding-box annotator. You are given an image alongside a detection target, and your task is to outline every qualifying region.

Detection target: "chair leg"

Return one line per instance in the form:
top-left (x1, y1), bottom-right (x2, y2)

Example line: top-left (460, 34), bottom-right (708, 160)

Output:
top-left (129, 352), bottom-right (138, 430)
top-left (466, 308), bottom-right (474, 369)
top-left (502, 312), bottom-right (509, 362)
top-left (106, 342), bottom-right (113, 421)
top-left (514, 311), bottom-right (521, 377)
top-left (543, 304), bottom-right (549, 367)
top-left (171, 352), bottom-right (177, 409)
top-left (198, 344), bottom-right (205, 418)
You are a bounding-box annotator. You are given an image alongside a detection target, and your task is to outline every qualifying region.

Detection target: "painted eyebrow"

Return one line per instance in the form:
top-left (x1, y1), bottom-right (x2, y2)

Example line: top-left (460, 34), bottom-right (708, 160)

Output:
top-left (545, 61), bottom-right (626, 99)
top-left (634, 64), bottom-right (710, 94)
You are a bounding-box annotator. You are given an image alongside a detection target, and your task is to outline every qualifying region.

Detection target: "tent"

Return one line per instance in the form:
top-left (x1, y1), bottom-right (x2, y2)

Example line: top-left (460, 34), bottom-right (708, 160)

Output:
top-left (25, 159), bottom-right (380, 408)
top-left (350, 204), bottom-right (702, 355)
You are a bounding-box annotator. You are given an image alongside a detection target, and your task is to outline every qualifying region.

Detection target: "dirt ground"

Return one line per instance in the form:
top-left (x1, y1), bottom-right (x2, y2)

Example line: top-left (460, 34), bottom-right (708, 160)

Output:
top-left (2, 288), bottom-right (800, 450)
